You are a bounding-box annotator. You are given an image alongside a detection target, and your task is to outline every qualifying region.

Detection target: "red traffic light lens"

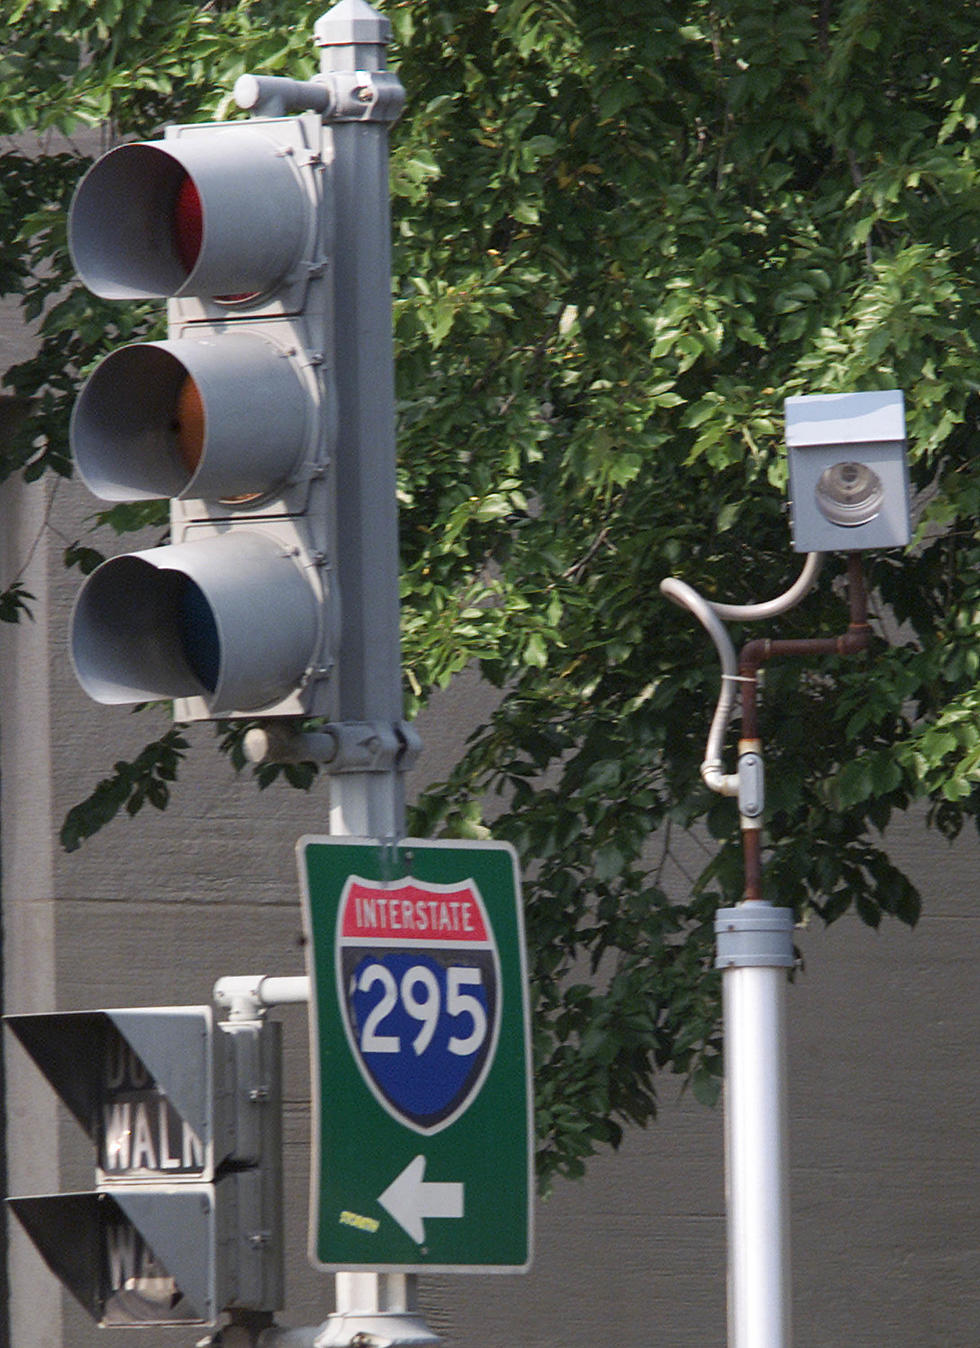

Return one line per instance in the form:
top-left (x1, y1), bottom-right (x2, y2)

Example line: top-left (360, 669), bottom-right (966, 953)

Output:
top-left (172, 174), bottom-right (254, 303)
top-left (172, 175), bottom-right (203, 278)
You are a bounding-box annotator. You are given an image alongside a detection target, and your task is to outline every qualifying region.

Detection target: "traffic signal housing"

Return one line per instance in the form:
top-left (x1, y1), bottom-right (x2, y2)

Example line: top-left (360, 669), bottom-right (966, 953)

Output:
top-left (67, 114), bottom-right (336, 722)
top-left (5, 1006), bottom-right (283, 1328)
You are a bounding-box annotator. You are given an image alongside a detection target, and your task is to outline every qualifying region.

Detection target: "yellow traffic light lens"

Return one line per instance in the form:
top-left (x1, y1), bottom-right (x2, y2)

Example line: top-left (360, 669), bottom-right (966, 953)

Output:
top-left (173, 374), bottom-right (205, 477)
top-left (171, 373), bottom-right (262, 504)
top-left (815, 461), bottom-right (884, 527)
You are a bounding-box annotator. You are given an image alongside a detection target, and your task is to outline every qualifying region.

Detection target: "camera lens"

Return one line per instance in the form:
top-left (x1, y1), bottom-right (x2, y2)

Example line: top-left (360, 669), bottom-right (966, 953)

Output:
top-left (815, 461), bottom-right (884, 527)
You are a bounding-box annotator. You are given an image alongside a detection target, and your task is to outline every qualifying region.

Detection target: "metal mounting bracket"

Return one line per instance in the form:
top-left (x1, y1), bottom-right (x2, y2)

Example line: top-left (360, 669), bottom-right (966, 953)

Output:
top-left (243, 721), bottom-right (422, 774)
top-left (234, 71), bottom-right (405, 124)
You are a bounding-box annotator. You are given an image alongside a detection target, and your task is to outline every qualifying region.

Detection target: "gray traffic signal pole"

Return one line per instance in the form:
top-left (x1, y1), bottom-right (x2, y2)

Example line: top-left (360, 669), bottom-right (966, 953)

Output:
top-left (316, 0), bottom-right (403, 734)
top-left (314, 0), bottom-right (413, 836)
top-left (307, 4), bottom-right (431, 1344)
top-left (56, 0), bottom-right (429, 1338)
top-left (237, 4), bottom-right (432, 1343)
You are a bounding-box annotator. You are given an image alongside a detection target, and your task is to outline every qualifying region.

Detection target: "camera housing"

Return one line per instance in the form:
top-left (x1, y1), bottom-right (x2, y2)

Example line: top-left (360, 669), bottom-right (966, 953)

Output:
top-left (785, 390), bottom-right (910, 552)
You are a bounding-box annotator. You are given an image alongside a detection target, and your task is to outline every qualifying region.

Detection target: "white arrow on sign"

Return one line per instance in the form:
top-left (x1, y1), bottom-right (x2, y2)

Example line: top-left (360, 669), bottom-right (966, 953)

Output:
top-left (378, 1154), bottom-right (464, 1244)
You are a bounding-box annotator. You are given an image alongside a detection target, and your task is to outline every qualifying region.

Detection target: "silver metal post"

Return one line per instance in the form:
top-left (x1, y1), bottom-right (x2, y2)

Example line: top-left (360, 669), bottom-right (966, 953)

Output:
top-left (716, 906), bottom-right (795, 1348)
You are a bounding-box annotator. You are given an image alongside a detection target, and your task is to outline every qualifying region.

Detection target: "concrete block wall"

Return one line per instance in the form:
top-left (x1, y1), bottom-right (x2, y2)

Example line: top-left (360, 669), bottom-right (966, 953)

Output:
top-left (4, 110), bottom-right (976, 1346)
top-left (2, 464), bottom-right (978, 1345)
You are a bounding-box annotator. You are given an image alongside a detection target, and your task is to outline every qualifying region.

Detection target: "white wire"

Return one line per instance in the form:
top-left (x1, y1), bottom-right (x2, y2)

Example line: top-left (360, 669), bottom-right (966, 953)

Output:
top-left (659, 554), bottom-right (823, 794)
top-left (708, 551), bottom-right (823, 621)
top-left (659, 578), bottom-right (738, 781)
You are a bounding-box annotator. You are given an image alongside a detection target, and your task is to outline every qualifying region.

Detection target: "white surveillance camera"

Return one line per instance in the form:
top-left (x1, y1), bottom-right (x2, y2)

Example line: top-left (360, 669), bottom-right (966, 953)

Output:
top-left (785, 390), bottom-right (910, 552)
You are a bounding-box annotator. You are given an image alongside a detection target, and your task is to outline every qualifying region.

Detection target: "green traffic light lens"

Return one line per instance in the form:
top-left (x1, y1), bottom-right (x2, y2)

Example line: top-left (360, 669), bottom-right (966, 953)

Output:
top-left (176, 576), bottom-right (220, 694)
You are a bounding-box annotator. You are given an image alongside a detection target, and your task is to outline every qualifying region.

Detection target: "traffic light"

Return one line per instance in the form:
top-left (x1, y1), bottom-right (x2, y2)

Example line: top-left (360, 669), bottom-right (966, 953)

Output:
top-left (67, 113), bottom-right (336, 721)
top-left (5, 1006), bottom-right (282, 1328)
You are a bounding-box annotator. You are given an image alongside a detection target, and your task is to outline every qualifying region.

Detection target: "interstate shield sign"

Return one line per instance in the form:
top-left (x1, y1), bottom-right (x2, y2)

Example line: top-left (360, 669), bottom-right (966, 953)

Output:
top-left (337, 875), bottom-right (500, 1134)
top-left (298, 836), bottom-right (533, 1273)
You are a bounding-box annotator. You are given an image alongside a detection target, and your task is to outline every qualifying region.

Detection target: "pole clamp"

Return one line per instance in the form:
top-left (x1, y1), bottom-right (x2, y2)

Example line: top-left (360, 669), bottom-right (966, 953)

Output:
top-left (736, 740), bottom-right (765, 826)
top-left (318, 69), bottom-right (406, 123)
top-left (320, 721), bottom-right (422, 773)
top-left (714, 905), bottom-right (796, 970)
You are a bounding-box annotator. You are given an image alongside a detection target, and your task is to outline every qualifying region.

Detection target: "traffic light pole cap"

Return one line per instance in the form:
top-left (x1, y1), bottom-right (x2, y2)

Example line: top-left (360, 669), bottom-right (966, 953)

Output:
top-left (314, 0), bottom-right (392, 49)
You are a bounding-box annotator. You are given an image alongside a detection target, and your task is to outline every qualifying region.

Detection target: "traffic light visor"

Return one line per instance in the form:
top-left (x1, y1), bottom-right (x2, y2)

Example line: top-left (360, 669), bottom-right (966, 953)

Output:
top-left (9, 1190), bottom-right (217, 1325)
top-left (69, 129), bottom-right (309, 301)
top-left (71, 335), bottom-right (311, 505)
top-left (70, 533), bottom-right (320, 713)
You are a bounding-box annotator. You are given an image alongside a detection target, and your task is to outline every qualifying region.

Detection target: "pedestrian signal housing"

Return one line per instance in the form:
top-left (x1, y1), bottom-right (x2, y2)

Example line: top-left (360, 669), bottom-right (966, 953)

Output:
top-left (5, 1006), bottom-right (283, 1327)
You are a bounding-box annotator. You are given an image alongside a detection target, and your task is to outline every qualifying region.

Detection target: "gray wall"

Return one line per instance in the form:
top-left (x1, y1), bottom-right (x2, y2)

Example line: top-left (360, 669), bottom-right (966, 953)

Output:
top-left (2, 465), bottom-right (978, 1348)
top-left (1, 214), bottom-right (977, 1347)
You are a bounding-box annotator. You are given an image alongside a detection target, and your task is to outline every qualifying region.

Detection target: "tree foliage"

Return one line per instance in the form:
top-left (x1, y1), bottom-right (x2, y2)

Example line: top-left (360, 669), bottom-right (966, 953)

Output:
top-left (2, 0), bottom-right (978, 1185)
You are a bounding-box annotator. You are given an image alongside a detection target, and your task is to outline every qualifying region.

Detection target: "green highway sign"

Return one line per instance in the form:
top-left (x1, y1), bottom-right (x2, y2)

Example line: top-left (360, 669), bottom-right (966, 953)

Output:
top-left (297, 836), bottom-right (533, 1273)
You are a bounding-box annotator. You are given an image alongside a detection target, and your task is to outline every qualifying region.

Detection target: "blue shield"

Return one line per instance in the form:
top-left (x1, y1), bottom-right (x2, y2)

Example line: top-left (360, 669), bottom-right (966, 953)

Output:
top-left (336, 876), bottom-right (501, 1134)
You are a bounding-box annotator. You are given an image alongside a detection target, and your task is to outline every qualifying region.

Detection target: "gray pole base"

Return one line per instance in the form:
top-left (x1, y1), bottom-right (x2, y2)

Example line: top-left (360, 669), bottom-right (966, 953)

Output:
top-left (716, 903), bottom-right (795, 1348)
top-left (313, 1310), bottom-right (442, 1346)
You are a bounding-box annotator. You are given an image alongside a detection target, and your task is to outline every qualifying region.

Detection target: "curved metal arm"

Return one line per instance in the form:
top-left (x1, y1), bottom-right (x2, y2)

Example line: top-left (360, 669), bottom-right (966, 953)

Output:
top-left (659, 553), bottom-right (822, 795)
top-left (659, 578), bottom-right (740, 795)
top-left (709, 551), bottom-right (822, 621)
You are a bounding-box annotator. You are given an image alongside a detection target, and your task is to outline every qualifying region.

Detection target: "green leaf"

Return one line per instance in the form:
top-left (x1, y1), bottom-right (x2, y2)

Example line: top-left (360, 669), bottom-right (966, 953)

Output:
top-left (0, 580), bottom-right (36, 623)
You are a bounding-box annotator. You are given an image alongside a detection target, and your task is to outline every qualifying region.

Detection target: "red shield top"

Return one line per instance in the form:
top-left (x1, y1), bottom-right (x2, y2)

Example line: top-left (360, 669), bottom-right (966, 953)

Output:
top-left (340, 878), bottom-right (490, 944)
